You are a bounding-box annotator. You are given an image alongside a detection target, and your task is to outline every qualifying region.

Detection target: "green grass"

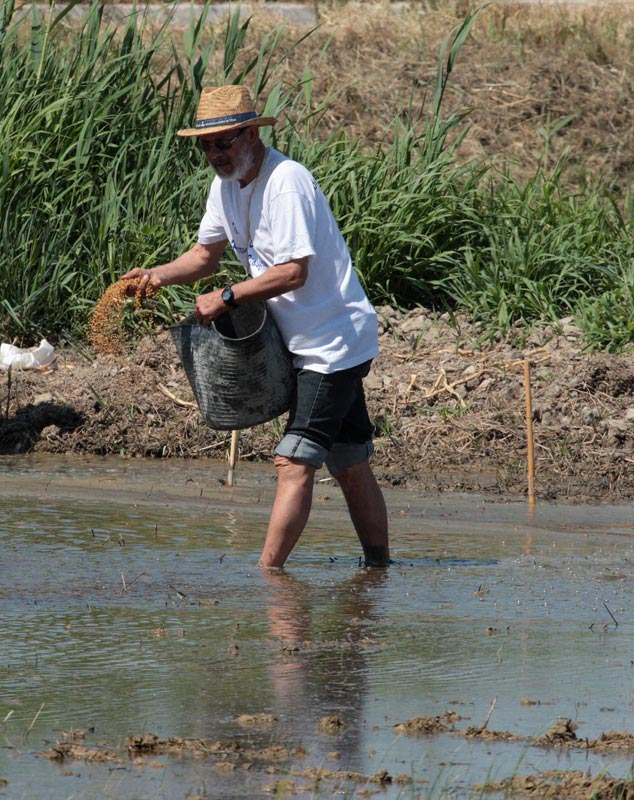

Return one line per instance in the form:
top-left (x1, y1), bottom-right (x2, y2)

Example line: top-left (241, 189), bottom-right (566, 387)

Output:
top-left (2, 1), bottom-right (634, 352)
top-left (435, 161), bottom-right (633, 336)
top-left (0, 0), bottom-right (317, 340)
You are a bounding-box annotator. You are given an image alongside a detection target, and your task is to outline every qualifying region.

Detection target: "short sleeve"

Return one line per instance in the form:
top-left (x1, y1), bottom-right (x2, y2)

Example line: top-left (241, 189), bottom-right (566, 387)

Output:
top-left (198, 181), bottom-right (229, 244)
top-left (267, 165), bottom-right (318, 265)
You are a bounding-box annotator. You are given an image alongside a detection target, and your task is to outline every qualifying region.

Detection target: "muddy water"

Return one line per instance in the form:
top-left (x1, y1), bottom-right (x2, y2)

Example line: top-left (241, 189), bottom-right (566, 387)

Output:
top-left (2, 454), bottom-right (634, 799)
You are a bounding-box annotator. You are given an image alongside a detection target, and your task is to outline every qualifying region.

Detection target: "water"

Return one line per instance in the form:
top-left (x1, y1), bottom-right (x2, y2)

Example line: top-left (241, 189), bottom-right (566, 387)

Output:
top-left (2, 454), bottom-right (634, 798)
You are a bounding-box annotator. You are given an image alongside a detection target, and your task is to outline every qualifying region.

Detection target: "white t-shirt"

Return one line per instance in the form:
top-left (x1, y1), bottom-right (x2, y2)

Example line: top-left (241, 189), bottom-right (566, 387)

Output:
top-left (197, 148), bottom-right (378, 374)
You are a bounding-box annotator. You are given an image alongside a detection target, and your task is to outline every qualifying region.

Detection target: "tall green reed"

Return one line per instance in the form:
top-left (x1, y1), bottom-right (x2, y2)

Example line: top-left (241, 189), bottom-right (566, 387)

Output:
top-left (434, 160), bottom-right (633, 335)
top-left (3, 0), bottom-right (634, 351)
top-left (0, 1), bottom-right (491, 341)
top-left (0, 0), bottom-right (313, 341)
top-left (279, 5), bottom-right (489, 307)
top-left (2, 1), bottom-right (200, 338)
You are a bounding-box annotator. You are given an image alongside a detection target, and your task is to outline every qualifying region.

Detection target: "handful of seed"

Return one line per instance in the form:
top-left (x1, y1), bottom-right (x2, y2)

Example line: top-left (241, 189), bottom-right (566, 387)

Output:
top-left (89, 276), bottom-right (159, 355)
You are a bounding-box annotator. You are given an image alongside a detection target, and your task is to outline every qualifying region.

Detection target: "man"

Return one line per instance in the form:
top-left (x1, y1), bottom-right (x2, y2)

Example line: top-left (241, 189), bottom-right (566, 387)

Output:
top-left (124, 84), bottom-right (389, 568)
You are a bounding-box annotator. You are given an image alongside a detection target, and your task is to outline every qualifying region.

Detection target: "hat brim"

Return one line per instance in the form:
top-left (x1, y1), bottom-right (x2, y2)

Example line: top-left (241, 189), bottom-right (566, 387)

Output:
top-left (177, 116), bottom-right (277, 137)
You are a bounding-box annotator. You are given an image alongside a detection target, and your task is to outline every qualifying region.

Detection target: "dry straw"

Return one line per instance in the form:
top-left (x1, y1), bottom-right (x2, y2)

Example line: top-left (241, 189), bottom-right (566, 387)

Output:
top-left (176, 85), bottom-right (277, 138)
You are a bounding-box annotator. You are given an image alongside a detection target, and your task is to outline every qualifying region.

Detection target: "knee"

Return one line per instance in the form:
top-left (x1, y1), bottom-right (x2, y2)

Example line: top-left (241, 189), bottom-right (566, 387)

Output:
top-left (332, 459), bottom-right (370, 489)
top-left (274, 455), bottom-right (317, 486)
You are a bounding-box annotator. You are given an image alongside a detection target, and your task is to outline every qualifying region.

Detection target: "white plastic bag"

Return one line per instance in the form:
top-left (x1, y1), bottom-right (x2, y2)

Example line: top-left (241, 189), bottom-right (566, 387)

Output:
top-left (0, 339), bottom-right (56, 370)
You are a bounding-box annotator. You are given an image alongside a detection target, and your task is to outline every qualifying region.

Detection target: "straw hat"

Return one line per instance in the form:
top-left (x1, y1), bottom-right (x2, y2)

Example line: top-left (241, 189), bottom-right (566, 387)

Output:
top-left (177, 85), bottom-right (277, 138)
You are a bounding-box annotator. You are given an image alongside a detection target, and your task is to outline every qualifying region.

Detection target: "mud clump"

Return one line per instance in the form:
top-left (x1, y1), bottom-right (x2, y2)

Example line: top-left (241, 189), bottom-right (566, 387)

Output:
top-left (534, 719), bottom-right (578, 748)
top-left (89, 277), bottom-right (159, 356)
top-left (594, 731), bottom-right (634, 750)
top-left (478, 770), bottom-right (634, 800)
top-left (457, 725), bottom-right (524, 742)
top-left (534, 725), bottom-right (634, 752)
top-left (293, 766), bottom-right (392, 785)
top-left (520, 697), bottom-right (554, 707)
top-left (41, 742), bottom-right (118, 762)
top-left (394, 711), bottom-right (461, 736)
top-left (124, 733), bottom-right (306, 767)
top-left (318, 715), bottom-right (345, 735)
top-left (60, 729), bottom-right (86, 742)
top-left (125, 734), bottom-right (222, 757)
top-left (235, 713), bottom-right (278, 729)
top-left (250, 744), bottom-right (307, 762)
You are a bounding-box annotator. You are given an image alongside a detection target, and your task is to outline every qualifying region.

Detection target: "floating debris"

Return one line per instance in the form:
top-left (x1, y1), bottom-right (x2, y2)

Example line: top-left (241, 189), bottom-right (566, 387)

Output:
top-left (235, 714), bottom-right (278, 729)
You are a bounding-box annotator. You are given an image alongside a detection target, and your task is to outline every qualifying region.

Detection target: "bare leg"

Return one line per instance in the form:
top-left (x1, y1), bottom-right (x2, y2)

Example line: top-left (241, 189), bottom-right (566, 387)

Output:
top-left (335, 460), bottom-right (390, 566)
top-left (258, 456), bottom-right (317, 568)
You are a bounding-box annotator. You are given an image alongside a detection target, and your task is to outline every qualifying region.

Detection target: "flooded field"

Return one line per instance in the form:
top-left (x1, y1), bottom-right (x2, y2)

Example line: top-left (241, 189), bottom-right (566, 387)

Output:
top-left (3, 455), bottom-right (634, 799)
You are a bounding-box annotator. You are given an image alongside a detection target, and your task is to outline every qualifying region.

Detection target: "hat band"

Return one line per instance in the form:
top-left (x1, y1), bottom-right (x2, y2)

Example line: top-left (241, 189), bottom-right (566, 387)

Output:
top-left (195, 111), bottom-right (257, 130)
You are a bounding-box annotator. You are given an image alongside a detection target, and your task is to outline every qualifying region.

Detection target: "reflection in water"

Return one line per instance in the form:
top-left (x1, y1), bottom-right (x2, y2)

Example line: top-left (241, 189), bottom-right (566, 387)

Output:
top-left (223, 508), bottom-right (242, 546)
top-left (262, 569), bottom-right (388, 767)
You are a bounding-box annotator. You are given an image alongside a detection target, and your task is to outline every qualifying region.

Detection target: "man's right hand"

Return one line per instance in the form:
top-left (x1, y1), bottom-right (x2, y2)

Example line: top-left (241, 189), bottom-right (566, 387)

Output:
top-left (121, 268), bottom-right (160, 298)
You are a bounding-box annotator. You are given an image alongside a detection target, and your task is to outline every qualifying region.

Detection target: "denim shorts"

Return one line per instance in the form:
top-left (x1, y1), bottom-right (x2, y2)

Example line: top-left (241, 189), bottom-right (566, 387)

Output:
top-left (274, 360), bottom-right (375, 476)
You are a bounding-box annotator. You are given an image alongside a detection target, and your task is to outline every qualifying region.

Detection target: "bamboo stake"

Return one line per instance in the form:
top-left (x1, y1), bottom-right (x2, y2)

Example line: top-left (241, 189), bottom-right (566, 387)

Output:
top-left (227, 429), bottom-right (239, 487)
top-left (523, 359), bottom-right (536, 507)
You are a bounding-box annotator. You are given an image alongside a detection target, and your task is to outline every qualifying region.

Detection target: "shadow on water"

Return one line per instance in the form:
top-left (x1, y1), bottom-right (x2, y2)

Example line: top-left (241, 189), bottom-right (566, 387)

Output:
top-left (2, 454), bottom-right (634, 798)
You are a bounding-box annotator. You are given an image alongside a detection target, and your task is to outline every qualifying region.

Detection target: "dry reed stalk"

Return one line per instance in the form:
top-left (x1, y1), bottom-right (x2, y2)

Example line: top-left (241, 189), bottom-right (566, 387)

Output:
top-left (524, 359), bottom-right (536, 507)
top-left (89, 277), bottom-right (158, 356)
top-left (481, 696), bottom-right (497, 732)
top-left (157, 382), bottom-right (197, 408)
top-left (23, 702), bottom-right (45, 741)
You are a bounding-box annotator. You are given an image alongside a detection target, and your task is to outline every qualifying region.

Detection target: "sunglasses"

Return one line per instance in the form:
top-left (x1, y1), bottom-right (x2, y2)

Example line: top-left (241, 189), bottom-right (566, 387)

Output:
top-left (197, 127), bottom-right (247, 153)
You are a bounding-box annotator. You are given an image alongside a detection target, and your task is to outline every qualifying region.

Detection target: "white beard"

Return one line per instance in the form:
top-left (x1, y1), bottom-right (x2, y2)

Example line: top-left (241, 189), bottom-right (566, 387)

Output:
top-left (210, 141), bottom-right (255, 182)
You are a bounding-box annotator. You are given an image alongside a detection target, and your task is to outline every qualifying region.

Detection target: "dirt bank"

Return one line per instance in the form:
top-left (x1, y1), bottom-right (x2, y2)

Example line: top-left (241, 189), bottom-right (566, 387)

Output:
top-left (3, 310), bottom-right (634, 503)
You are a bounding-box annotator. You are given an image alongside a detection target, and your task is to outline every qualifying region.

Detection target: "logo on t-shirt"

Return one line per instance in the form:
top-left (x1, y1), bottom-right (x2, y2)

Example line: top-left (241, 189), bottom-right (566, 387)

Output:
top-left (230, 237), bottom-right (248, 259)
top-left (249, 251), bottom-right (267, 275)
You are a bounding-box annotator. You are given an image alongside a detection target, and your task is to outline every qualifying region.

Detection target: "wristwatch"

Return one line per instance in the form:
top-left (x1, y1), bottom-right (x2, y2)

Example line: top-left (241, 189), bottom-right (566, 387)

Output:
top-left (221, 286), bottom-right (237, 308)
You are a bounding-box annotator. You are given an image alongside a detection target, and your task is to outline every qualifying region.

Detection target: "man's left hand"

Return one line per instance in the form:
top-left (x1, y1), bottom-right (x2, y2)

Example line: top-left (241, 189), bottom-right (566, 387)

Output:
top-left (195, 290), bottom-right (228, 325)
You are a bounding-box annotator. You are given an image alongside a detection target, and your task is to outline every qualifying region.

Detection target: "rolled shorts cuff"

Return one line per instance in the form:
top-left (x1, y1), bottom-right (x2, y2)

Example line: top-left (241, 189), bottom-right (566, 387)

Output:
top-left (275, 436), bottom-right (374, 474)
top-left (325, 440), bottom-right (374, 476)
top-left (275, 434), bottom-right (328, 468)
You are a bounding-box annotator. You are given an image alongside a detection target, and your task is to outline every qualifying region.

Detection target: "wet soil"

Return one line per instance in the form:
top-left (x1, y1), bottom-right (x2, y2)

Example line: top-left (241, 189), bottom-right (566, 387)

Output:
top-left (477, 772), bottom-right (634, 800)
top-left (3, 309), bottom-right (634, 503)
top-left (35, 719), bottom-right (634, 799)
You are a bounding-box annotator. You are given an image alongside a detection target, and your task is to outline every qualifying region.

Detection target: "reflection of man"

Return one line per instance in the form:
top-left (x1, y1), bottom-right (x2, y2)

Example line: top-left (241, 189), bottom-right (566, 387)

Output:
top-left (262, 569), bottom-right (388, 757)
top-left (124, 85), bottom-right (389, 569)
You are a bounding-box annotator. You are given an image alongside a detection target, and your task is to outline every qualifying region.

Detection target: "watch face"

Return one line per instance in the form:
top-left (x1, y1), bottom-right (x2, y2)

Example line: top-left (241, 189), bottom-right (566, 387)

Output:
top-left (222, 287), bottom-right (234, 305)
